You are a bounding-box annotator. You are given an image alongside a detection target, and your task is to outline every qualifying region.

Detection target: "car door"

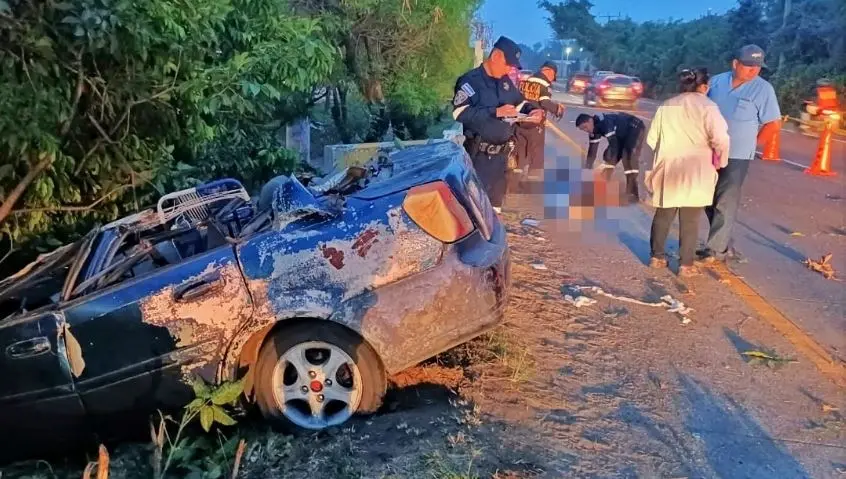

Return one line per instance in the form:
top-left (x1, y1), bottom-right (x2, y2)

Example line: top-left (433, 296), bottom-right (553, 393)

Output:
top-left (62, 242), bottom-right (253, 433)
top-left (0, 311), bottom-right (89, 459)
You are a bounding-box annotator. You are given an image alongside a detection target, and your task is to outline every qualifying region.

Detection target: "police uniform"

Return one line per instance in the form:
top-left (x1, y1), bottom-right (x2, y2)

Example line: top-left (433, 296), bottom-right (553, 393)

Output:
top-left (516, 63), bottom-right (564, 176)
top-left (452, 37), bottom-right (534, 208)
top-left (585, 112), bottom-right (644, 199)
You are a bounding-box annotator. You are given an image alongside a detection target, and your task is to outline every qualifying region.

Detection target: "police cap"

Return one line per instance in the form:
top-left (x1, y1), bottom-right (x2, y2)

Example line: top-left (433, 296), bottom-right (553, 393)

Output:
top-left (493, 36), bottom-right (522, 69)
top-left (540, 61), bottom-right (558, 79)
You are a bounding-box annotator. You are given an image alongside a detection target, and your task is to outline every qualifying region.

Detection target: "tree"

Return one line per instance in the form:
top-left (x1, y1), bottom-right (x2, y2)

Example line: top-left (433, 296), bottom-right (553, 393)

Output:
top-left (541, 0), bottom-right (844, 103)
top-left (0, 0), bottom-right (336, 268)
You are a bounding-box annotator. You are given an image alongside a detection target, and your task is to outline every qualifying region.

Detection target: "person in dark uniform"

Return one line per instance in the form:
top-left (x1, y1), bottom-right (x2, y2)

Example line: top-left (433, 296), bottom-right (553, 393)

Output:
top-left (575, 112), bottom-right (645, 202)
top-left (453, 36), bottom-right (544, 212)
top-left (516, 62), bottom-right (566, 179)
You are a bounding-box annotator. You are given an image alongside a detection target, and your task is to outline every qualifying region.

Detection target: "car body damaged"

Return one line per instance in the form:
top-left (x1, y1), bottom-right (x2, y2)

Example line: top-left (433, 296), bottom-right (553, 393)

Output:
top-left (0, 141), bottom-right (510, 460)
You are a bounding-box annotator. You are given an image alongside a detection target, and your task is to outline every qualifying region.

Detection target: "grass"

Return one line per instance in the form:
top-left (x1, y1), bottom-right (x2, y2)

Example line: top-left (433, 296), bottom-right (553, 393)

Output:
top-left (470, 328), bottom-right (537, 386)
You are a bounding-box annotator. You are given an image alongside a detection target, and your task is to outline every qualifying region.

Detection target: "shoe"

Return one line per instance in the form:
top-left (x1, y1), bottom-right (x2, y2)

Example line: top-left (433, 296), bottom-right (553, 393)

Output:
top-left (678, 265), bottom-right (701, 277)
top-left (649, 257), bottom-right (668, 269)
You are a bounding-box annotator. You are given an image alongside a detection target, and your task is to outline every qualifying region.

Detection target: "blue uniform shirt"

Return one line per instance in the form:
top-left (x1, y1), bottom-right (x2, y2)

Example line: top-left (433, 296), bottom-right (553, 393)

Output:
top-left (708, 72), bottom-right (781, 160)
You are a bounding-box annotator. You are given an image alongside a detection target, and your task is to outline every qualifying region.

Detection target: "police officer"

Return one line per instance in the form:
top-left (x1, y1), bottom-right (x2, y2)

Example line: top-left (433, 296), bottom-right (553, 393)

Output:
top-left (453, 36), bottom-right (544, 212)
top-left (575, 112), bottom-right (645, 202)
top-left (516, 62), bottom-right (566, 179)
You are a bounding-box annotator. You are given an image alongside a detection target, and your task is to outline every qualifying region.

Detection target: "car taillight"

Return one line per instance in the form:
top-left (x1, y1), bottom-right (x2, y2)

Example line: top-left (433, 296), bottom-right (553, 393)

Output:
top-left (598, 82), bottom-right (610, 90)
top-left (574, 80), bottom-right (585, 87)
top-left (403, 181), bottom-right (475, 243)
top-left (633, 83), bottom-right (643, 92)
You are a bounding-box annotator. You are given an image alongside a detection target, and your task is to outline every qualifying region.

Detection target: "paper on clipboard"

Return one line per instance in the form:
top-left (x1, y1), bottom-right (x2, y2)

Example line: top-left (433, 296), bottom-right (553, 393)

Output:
top-left (504, 114), bottom-right (542, 125)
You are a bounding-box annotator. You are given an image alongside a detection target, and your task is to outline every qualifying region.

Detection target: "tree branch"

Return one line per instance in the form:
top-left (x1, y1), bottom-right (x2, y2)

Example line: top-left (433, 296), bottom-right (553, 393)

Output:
top-left (0, 153), bottom-right (55, 226)
top-left (10, 184), bottom-right (131, 215)
top-left (60, 53), bottom-right (85, 138)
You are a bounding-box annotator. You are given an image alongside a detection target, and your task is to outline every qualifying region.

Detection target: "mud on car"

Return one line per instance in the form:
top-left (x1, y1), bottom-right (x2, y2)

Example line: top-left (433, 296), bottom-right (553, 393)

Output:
top-left (0, 141), bottom-right (510, 461)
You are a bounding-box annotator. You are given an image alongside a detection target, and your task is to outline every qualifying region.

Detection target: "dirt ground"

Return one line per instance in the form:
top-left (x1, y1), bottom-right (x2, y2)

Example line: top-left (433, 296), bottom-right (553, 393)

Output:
top-left (5, 197), bottom-right (843, 479)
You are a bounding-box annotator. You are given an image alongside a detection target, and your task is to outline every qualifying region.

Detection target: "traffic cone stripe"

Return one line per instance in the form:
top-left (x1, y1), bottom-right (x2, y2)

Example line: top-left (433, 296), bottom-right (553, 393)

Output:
top-left (761, 128), bottom-right (781, 161)
top-left (805, 117), bottom-right (837, 177)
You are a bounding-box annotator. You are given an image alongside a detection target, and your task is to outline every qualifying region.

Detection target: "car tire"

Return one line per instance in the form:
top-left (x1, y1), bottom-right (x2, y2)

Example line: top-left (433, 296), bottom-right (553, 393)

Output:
top-left (253, 321), bottom-right (386, 432)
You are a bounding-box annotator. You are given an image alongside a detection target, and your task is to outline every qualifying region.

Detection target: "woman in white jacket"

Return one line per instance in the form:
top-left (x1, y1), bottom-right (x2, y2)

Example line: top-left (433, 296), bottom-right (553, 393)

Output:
top-left (645, 68), bottom-right (730, 277)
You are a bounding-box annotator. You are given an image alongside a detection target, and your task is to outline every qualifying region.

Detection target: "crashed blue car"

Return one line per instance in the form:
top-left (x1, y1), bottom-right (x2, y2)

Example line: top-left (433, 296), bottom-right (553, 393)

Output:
top-left (0, 141), bottom-right (510, 459)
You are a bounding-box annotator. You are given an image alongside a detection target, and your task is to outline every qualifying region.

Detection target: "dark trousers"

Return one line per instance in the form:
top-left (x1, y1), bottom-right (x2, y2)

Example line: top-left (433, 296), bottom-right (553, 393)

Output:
top-left (516, 125), bottom-right (545, 173)
top-left (471, 151), bottom-right (508, 207)
top-left (599, 126), bottom-right (644, 198)
top-left (704, 159), bottom-right (751, 256)
top-left (651, 207), bottom-right (701, 267)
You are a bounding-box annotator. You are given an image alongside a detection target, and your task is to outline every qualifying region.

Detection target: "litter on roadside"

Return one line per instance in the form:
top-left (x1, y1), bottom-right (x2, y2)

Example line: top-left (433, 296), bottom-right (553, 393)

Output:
top-left (802, 253), bottom-right (838, 280)
top-left (521, 218), bottom-right (540, 228)
top-left (563, 295), bottom-right (597, 308)
top-left (530, 263), bottom-right (548, 271)
top-left (564, 285), bottom-right (694, 324)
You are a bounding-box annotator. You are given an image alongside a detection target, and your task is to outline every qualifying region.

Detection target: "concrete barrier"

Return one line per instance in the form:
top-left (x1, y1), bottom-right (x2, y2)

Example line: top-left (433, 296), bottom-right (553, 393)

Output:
top-left (319, 123), bottom-right (464, 174)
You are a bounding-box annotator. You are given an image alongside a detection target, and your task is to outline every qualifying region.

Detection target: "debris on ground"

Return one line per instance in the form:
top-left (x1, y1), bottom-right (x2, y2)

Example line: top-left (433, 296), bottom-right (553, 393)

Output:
top-left (563, 294), bottom-right (597, 308)
top-left (564, 285), bottom-right (693, 324)
top-left (822, 403), bottom-right (840, 413)
top-left (741, 350), bottom-right (797, 368)
top-left (789, 231), bottom-right (805, 237)
top-left (530, 262), bottom-right (548, 271)
top-left (802, 253), bottom-right (837, 280)
top-left (521, 218), bottom-right (540, 228)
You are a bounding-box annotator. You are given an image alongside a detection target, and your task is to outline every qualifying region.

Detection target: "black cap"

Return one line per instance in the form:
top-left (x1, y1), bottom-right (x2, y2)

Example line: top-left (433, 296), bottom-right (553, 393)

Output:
top-left (493, 36), bottom-right (522, 69)
top-left (540, 61), bottom-right (558, 79)
top-left (735, 44), bottom-right (767, 68)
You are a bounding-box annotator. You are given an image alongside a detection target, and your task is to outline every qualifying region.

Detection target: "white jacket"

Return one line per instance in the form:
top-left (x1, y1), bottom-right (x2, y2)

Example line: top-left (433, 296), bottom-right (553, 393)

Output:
top-left (645, 92), bottom-right (731, 208)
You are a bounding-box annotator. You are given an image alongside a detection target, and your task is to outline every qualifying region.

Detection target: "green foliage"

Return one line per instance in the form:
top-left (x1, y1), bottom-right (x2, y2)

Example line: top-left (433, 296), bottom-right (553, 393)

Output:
top-left (294, 0), bottom-right (477, 142)
top-left (0, 0), bottom-right (337, 269)
top-left (188, 377), bottom-right (243, 432)
top-left (542, 0), bottom-right (845, 109)
top-left (152, 378), bottom-right (245, 478)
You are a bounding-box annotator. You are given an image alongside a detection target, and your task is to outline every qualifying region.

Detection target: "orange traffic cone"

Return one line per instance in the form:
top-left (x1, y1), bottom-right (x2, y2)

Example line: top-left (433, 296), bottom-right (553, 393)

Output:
top-left (761, 128), bottom-right (781, 161)
top-left (805, 116), bottom-right (837, 176)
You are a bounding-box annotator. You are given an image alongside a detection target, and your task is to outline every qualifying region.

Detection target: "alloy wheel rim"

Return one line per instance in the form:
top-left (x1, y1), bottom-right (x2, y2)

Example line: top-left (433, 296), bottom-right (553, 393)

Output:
top-left (271, 341), bottom-right (363, 430)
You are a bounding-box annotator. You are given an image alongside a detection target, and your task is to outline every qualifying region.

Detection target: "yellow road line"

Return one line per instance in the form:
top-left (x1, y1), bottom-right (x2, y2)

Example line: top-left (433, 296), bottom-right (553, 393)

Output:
top-left (707, 263), bottom-right (846, 387)
top-left (545, 120), bottom-right (586, 153)
top-left (544, 123), bottom-right (846, 387)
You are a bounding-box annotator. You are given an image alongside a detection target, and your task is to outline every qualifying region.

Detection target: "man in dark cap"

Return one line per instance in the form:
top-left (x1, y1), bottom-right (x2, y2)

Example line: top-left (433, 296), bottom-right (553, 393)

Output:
top-left (697, 44), bottom-right (781, 264)
top-left (452, 36), bottom-right (544, 212)
top-left (516, 61), bottom-right (567, 181)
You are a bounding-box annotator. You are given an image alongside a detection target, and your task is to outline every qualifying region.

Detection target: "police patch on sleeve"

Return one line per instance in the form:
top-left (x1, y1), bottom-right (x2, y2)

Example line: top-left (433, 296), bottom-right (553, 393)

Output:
top-left (460, 83), bottom-right (475, 96)
top-left (453, 90), bottom-right (469, 106)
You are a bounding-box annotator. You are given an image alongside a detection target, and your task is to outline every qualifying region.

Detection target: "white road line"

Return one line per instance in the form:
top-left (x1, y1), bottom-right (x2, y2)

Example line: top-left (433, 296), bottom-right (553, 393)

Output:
top-left (755, 150), bottom-right (809, 169)
top-left (781, 128), bottom-right (846, 144)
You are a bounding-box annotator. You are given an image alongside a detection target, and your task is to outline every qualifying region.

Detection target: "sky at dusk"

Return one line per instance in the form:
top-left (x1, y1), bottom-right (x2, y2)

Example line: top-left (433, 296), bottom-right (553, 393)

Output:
top-left (479, 0), bottom-right (741, 47)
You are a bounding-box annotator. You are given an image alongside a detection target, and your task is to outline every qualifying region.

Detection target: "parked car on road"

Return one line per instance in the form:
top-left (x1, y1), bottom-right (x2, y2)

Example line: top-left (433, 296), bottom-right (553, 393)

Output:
top-left (584, 74), bottom-right (642, 110)
top-left (568, 72), bottom-right (592, 94)
top-left (0, 141), bottom-right (511, 462)
top-left (631, 77), bottom-right (644, 96)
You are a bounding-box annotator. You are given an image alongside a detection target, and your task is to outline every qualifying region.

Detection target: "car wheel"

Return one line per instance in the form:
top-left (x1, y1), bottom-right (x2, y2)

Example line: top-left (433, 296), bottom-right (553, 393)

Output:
top-left (253, 321), bottom-right (386, 431)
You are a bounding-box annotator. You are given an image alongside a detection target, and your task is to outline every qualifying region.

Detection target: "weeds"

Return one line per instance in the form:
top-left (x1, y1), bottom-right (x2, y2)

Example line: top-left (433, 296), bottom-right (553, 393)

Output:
top-left (479, 329), bottom-right (536, 385)
top-left (422, 449), bottom-right (482, 479)
top-left (150, 378), bottom-right (245, 479)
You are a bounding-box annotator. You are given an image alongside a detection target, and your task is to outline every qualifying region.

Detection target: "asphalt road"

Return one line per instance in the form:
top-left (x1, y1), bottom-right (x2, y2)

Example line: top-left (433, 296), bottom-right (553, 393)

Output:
top-left (546, 89), bottom-right (846, 364)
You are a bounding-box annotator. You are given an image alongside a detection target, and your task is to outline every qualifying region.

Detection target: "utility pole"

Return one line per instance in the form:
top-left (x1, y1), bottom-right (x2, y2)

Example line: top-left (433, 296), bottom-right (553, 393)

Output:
top-left (595, 13), bottom-right (621, 22)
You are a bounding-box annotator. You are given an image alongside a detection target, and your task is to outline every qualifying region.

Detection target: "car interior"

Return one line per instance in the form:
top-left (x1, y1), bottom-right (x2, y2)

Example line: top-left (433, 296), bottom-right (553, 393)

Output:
top-left (68, 195), bottom-right (256, 299)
